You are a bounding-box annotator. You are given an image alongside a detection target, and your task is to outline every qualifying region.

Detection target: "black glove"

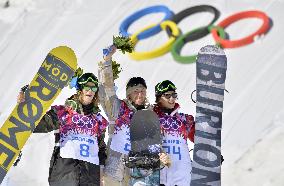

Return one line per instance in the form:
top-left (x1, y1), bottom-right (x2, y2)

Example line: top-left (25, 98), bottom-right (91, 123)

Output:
top-left (20, 85), bottom-right (29, 92)
top-left (13, 151), bottom-right (22, 167)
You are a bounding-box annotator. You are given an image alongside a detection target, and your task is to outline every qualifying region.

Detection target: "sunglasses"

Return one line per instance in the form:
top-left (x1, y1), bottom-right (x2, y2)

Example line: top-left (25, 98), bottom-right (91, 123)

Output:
top-left (82, 85), bottom-right (98, 92)
top-left (162, 93), bottom-right (178, 99)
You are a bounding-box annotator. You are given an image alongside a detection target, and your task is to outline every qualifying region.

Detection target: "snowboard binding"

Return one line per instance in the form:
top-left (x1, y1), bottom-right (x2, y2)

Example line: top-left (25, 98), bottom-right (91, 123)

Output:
top-left (124, 150), bottom-right (160, 170)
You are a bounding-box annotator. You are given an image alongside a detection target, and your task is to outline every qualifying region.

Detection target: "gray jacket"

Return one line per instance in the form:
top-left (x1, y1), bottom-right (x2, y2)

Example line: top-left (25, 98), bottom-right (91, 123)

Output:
top-left (98, 59), bottom-right (128, 181)
top-left (98, 59), bottom-right (153, 182)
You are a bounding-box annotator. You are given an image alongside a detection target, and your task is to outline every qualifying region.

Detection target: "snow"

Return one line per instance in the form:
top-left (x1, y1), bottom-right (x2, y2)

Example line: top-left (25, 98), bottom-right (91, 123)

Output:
top-left (0, 0), bottom-right (284, 185)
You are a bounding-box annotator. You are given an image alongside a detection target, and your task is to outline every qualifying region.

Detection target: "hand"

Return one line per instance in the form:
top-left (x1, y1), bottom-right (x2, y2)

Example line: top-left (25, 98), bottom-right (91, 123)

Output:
top-left (159, 152), bottom-right (171, 167)
top-left (17, 91), bottom-right (25, 103)
top-left (103, 45), bottom-right (117, 62)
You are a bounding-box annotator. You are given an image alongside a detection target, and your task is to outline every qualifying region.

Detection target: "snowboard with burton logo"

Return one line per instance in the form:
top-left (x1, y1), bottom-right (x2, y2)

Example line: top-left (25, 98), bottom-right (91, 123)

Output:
top-left (191, 45), bottom-right (227, 186)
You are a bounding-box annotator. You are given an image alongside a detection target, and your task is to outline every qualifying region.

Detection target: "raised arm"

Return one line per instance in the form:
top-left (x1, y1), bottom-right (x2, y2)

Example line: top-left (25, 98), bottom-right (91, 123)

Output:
top-left (98, 45), bottom-right (121, 137)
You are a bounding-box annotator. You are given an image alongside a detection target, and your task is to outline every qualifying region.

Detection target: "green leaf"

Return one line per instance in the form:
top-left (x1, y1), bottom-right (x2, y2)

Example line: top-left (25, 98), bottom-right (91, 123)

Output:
top-left (113, 35), bottom-right (134, 54)
top-left (74, 67), bottom-right (84, 78)
top-left (112, 60), bottom-right (122, 80)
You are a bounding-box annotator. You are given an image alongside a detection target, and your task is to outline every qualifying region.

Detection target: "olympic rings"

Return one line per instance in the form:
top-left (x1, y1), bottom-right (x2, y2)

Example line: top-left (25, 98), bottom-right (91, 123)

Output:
top-left (119, 5), bottom-right (174, 40)
top-left (166, 5), bottom-right (220, 38)
top-left (160, 117), bottom-right (182, 131)
top-left (71, 115), bottom-right (96, 129)
top-left (171, 26), bottom-right (226, 64)
top-left (211, 10), bottom-right (270, 48)
top-left (119, 5), bottom-right (271, 63)
top-left (166, 5), bottom-right (222, 64)
top-left (129, 20), bottom-right (180, 60)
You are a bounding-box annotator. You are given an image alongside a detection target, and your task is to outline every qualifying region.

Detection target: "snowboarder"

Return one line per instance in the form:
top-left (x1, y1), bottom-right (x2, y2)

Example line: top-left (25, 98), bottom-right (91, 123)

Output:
top-left (17, 72), bottom-right (108, 186)
top-left (98, 45), bottom-right (170, 186)
top-left (153, 80), bottom-right (195, 186)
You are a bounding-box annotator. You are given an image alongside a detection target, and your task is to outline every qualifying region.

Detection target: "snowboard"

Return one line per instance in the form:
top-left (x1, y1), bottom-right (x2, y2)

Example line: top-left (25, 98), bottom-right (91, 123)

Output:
top-left (0, 46), bottom-right (77, 184)
top-left (191, 45), bottom-right (227, 186)
top-left (125, 110), bottom-right (161, 173)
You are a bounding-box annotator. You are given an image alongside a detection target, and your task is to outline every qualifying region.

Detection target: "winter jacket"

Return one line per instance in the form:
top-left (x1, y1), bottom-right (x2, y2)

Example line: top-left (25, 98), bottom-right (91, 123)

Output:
top-left (128, 103), bottom-right (195, 186)
top-left (154, 103), bottom-right (195, 186)
top-left (33, 95), bottom-right (108, 186)
top-left (98, 60), bottom-right (153, 182)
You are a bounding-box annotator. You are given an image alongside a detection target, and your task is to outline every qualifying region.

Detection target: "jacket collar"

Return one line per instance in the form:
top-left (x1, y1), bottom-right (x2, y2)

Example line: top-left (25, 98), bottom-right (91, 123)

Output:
top-left (154, 103), bottom-right (180, 116)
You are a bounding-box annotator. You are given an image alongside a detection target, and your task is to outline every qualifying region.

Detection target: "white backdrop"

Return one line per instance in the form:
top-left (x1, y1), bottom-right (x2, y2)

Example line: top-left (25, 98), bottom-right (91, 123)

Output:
top-left (0, 0), bottom-right (284, 185)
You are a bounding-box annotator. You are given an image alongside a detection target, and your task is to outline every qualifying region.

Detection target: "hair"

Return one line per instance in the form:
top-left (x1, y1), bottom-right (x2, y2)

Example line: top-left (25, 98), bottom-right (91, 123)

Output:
top-left (155, 95), bottom-right (162, 104)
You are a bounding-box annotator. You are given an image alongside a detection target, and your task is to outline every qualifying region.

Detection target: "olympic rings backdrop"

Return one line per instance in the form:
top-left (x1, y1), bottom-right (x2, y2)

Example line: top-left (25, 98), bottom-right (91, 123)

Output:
top-left (119, 5), bottom-right (271, 64)
top-left (0, 1), bottom-right (283, 185)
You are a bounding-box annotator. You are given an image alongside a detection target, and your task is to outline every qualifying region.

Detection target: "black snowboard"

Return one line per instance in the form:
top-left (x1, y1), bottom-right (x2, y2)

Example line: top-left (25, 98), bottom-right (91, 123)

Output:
top-left (191, 45), bottom-right (227, 186)
top-left (125, 109), bottom-right (161, 170)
